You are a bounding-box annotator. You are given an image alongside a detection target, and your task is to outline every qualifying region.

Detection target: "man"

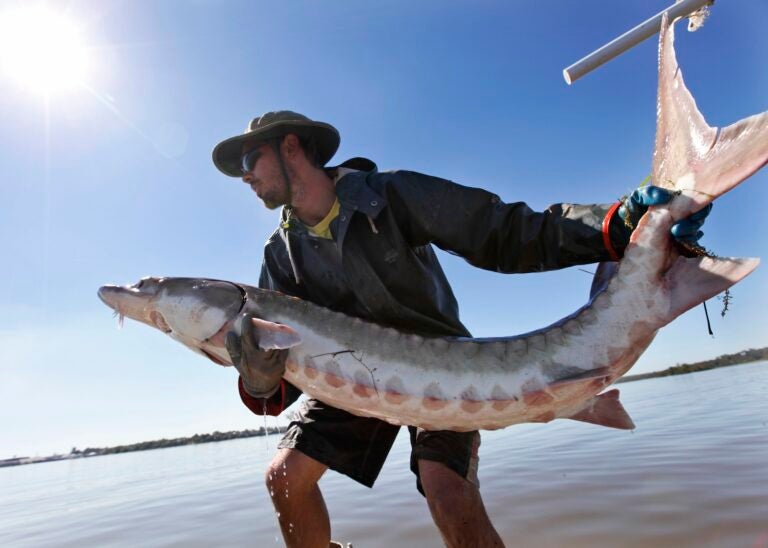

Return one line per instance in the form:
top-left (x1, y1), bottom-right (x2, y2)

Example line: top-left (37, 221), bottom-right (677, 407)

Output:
top-left (212, 111), bottom-right (708, 547)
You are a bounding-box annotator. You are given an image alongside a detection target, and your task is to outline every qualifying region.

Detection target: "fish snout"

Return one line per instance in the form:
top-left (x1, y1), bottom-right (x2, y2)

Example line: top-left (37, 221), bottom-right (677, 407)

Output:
top-left (97, 285), bottom-right (119, 310)
top-left (97, 283), bottom-right (156, 326)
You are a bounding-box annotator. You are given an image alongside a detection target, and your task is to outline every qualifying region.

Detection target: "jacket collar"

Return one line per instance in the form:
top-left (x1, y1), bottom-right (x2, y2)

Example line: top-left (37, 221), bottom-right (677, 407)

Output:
top-left (333, 158), bottom-right (385, 218)
top-left (336, 175), bottom-right (385, 218)
top-left (279, 157), bottom-right (383, 233)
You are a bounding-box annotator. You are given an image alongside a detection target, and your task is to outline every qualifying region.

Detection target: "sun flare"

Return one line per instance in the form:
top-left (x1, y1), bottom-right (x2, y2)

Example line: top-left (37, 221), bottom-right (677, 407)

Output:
top-left (0, 6), bottom-right (90, 94)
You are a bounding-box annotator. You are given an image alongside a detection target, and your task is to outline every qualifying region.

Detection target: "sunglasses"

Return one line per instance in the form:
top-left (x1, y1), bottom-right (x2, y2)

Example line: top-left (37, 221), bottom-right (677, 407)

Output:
top-left (241, 148), bottom-right (263, 174)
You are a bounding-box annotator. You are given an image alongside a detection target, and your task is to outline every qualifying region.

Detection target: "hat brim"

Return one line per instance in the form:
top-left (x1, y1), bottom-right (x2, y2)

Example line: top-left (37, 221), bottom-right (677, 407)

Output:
top-left (212, 120), bottom-right (340, 177)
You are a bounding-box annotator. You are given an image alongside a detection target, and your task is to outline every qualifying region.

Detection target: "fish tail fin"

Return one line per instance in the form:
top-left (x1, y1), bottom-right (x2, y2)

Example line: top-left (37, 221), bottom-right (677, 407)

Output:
top-left (654, 15), bottom-right (768, 219)
top-left (669, 111), bottom-right (768, 220)
top-left (685, 112), bottom-right (768, 209)
top-left (663, 255), bottom-right (760, 323)
top-left (565, 389), bottom-right (635, 430)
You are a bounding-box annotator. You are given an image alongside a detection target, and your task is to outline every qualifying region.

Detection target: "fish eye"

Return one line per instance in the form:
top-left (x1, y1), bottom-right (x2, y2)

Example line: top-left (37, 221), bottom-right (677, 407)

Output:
top-left (133, 276), bottom-right (160, 290)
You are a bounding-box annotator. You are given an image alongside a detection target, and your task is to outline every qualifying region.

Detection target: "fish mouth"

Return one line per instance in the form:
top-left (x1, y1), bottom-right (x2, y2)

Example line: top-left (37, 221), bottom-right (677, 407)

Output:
top-left (98, 285), bottom-right (138, 328)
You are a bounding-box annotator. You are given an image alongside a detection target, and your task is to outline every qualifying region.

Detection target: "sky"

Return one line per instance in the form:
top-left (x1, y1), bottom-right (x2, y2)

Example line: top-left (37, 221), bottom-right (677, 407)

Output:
top-left (1, 0), bottom-right (766, 458)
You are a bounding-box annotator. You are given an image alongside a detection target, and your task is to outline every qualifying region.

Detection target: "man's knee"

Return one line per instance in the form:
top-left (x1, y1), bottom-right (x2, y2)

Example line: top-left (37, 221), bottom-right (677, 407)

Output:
top-left (265, 448), bottom-right (327, 495)
top-left (419, 459), bottom-right (478, 509)
top-left (419, 460), bottom-right (503, 546)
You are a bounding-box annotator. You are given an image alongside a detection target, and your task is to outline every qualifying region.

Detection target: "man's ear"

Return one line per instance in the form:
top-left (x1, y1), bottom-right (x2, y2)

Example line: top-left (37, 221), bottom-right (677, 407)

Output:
top-left (282, 133), bottom-right (301, 160)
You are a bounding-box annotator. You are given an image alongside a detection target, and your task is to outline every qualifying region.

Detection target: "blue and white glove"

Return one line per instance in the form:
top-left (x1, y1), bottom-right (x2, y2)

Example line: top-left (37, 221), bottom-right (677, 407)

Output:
top-left (618, 185), bottom-right (711, 243)
top-left (608, 185), bottom-right (712, 258)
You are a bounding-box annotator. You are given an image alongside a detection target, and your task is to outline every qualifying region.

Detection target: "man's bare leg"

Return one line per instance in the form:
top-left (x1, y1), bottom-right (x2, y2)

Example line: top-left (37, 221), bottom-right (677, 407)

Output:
top-left (419, 460), bottom-right (504, 547)
top-left (266, 448), bottom-right (330, 548)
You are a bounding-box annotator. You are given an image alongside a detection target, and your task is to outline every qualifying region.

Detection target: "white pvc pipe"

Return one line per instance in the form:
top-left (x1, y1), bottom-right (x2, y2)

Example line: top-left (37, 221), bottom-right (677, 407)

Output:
top-left (563, 0), bottom-right (713, 85)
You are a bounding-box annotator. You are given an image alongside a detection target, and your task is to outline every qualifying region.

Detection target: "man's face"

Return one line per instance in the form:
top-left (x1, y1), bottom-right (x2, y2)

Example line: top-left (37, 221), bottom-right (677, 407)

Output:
top-left (240, 141), bottom-right (290, 210)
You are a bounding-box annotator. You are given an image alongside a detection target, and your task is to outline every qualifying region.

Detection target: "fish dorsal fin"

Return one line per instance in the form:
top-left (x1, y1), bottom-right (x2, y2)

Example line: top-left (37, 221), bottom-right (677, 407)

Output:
top-left (654, 14), bottom-right (768, 217)
top-left (565, 389), bottom-right (635, 430)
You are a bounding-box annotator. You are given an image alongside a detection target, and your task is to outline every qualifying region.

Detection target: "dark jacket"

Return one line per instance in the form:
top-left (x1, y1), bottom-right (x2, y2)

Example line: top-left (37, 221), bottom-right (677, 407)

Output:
top-left (240, 159), bottom-right (624, 415)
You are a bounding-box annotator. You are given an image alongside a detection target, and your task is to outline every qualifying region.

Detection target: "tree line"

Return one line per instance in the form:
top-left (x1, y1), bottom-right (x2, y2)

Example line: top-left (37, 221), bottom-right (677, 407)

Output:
top-left (617, 346), bottom-right (768, 384)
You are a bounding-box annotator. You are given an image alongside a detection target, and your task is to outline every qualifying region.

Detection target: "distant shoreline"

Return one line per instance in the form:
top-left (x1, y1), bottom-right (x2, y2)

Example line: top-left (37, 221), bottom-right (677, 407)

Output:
top-left (4, 347), bottom-right (766, 468)
top-left (1, 427), bottom-right (287, 469)
top-left (616, 346), bottom-right (767, 384)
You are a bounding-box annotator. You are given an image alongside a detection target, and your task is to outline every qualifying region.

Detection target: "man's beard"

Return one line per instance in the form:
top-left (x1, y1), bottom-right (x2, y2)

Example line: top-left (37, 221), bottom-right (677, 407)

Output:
top-left (262, 198), bottom-right (282, 210)
top-left (256, 162), bottom-right (296, 210)
top-left (256, 179), bottom-right (291, 210)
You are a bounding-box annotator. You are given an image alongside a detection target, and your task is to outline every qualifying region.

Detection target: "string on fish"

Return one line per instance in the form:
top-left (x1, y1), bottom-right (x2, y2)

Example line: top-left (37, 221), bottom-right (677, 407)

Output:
top-left (676, 240), bottom-right (734, 332)
top-left (702, 300), bottom-right (714, 337)
top-left (676, 240), bottom-right (717, 334)
top-left (674, 188), bottom-right (717, 199)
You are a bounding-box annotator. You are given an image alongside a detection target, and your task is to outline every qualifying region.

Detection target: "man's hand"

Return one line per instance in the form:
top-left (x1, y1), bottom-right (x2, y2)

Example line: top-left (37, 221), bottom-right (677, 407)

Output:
top-left (225, 313), bottom-right (288, 399)
top-left (617, 185), bottom-right (712, 245)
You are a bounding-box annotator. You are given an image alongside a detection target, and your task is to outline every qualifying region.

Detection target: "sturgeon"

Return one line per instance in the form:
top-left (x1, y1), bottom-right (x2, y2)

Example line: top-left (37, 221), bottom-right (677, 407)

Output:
top-left (98, 17), bottom-right (767, 432)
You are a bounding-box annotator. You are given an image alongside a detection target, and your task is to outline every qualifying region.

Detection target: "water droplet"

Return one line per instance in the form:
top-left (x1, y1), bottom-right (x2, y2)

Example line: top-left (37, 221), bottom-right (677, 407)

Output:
top-left (263, 400), bottom-right (270, 450)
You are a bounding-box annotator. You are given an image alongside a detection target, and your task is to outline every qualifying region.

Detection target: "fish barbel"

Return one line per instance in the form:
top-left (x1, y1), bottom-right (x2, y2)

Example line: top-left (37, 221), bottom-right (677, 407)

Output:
top-left (99, 16), bottom-right (766, 432)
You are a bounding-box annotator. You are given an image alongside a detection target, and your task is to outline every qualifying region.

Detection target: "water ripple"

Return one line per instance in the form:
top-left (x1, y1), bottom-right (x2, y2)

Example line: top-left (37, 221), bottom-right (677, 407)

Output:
top-left (1, 363), bottom-right (766, 547)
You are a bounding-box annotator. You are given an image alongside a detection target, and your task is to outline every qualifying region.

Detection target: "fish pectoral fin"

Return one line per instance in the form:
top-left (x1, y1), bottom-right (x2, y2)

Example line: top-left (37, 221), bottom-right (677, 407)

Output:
top-left (525, 368), bottom-right (612, 406)
top-left (565, 389), bottom-right (635, 430)
top-left (248, 317), bottom-right (302, 350)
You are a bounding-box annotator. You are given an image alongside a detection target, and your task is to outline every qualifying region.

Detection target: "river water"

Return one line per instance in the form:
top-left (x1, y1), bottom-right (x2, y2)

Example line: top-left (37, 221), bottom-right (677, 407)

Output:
top-left (2, 362), bottom-right (767, 547)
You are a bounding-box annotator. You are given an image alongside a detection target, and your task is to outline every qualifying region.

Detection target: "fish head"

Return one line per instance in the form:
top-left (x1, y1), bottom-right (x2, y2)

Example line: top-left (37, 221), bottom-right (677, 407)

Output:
top-left (98, 277), bottom-right (245, 365)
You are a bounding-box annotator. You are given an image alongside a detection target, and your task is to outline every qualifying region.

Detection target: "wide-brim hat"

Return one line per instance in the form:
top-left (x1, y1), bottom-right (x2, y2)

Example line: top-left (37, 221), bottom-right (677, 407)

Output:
top-left (212, 110), bottom-right (340, 177)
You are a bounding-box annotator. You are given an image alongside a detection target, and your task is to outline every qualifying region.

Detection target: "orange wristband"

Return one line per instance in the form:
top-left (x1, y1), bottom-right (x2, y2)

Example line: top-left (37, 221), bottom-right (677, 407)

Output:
top-left (602, 201), bottom-right (622, 261)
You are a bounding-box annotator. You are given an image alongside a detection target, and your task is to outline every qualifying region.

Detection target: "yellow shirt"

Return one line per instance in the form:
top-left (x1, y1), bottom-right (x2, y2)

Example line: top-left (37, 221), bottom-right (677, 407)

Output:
top-left (304, 167), bottom-right (358, 239)
top-left (306, 198), bottom-right (340, 239)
